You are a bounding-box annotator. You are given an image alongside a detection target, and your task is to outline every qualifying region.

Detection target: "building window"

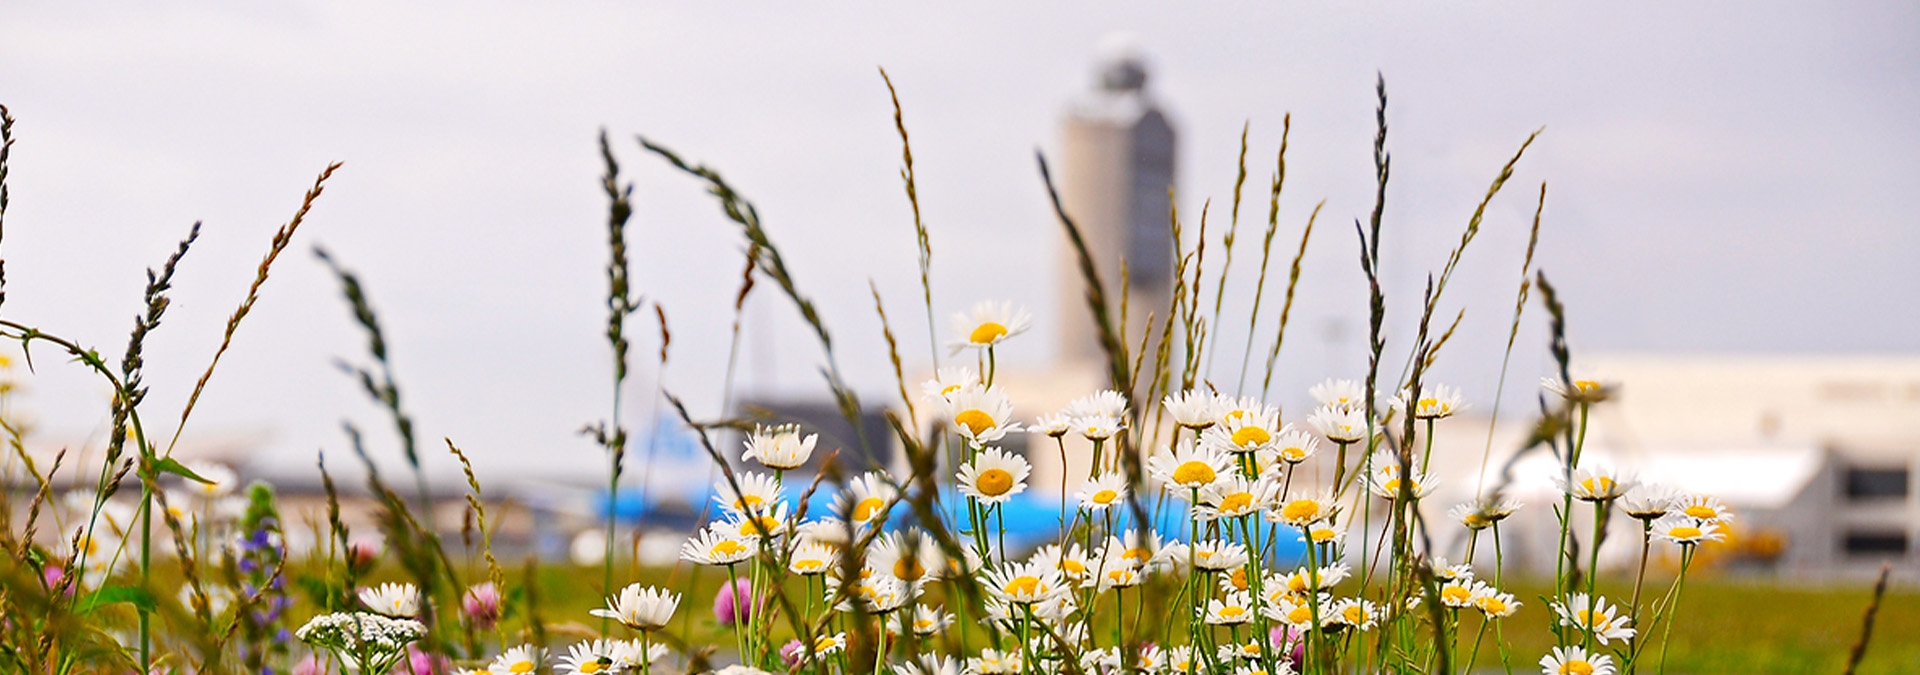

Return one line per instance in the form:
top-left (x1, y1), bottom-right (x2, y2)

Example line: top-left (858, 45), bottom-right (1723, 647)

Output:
top-left (1842, 531), bottom-right (1909, 557)
top-left (1844, 467), bottom-right (1910, 500)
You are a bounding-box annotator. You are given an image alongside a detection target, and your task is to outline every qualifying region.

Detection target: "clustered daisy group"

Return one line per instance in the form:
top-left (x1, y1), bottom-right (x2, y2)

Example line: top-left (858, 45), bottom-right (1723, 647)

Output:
top-left (293, 303), bottom-right (1733, 675)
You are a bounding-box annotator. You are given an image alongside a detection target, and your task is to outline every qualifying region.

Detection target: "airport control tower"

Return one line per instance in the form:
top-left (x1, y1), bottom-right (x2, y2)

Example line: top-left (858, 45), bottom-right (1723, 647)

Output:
top-left (1056, 38), bottom-right (1178, 370)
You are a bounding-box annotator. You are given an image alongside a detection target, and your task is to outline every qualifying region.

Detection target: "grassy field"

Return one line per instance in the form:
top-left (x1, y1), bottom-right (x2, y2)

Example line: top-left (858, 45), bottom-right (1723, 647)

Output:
top-left (484, 561), bottom-right (1917, 675)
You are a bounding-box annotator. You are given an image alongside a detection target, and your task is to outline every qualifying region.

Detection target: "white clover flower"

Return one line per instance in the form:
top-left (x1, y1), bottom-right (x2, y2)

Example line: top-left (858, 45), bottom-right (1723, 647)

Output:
top-left (741, 424), bottom-right (817, 470)
top-left (590, 584), bottom-right (678, 631)
top-left (948, 301), bottom-right (1032, 355)
top-left (358, 583), bottom-right (420, 618)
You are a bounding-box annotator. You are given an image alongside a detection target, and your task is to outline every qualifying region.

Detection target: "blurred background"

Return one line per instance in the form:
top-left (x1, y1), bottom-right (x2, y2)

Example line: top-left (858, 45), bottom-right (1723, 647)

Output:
top-left (1, 3), bottom-right (1916, 573)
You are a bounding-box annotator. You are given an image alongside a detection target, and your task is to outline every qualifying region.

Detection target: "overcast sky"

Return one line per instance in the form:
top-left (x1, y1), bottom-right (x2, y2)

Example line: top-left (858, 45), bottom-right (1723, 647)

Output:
top-left (2, 2), bottom-right (1914, 485)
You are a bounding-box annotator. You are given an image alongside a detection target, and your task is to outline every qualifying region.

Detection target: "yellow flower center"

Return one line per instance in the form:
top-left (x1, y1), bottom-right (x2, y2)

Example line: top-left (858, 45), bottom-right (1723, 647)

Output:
top-left (793, 559), bottom-right (824, 573)
top-left (1582, 477), bottom-right (1615, 494)
top-left (711, 540), bottom-right (746, 557)
top-left (1107, 569), bottom-right (1133, 584)
top-left (1478, 597), bottom-right (1508, 614)
top-left (1463, 512), bottom-right (1491, 528)
top-left (893, 557), bottom-right (925, 581)
top-left (1172, 461), bottom-right (1217, 486)
top-left (745, 515), bottom-right (780, 536)
top-left (1282, 499), bottom-right (1321, 523)
top-left (1559, 660), bottom-right (1594, 675)
top-left (1123, 547), bottom-right (1151, 562)
top-left (1343, 606), bottom-right (1366, 623)
top-left (1442, 585), bottom-right (1471, 604)
top-left (1574, 380), bottom-right (1601, 392)
top-left (915, 619), bottom-right (935, 631)
top-left (510, 662), bottom-right (534, 674)
top-left (1419, 397), bottom-right (1439, 410)
top-left (1091, 489), bottom-right (1118, 504)
top-left (1060, 558), bottom-right (1087, 576)
top-left (976, 468), bottom-right (1016, 496)
top-left (1287, 574), bottom-right (1309, 593)
top-left (1281, 446), bottom-right (1308, 462)
top-left (815, 636), bottom-right (838, 652)
top-left (1218, 492), bottom-right (1254, 514)
top-left (969, 322), bottom-right (1009, 344)
top-left (954, 409), bottom-right (996, 436)
top-left (1683, 505), bottom-right (1718, 519)
top-left (733, 494), bottom-right (765, 510)
top-left (1228, 568), bottom-right (1248, 590)
top-left (1231, 426), bottom-right (1271, 447)
top-left (853, 497), bottom-right (887, 522)
top-left (941, 383), bottom-right (963, 396)
top-left (1670, 525), bottom-right (1703, 540)
top-left (1003, 575), bottom-right (1042, 597)
top-left (1287, 606), bottom-right (1313, 623)
top-left (1218, 606), bottom-right (1246, 619)
top-left (1311, 527), bottom-right (1338, 542)
top-left (580, 661), bottom-right (605, 674)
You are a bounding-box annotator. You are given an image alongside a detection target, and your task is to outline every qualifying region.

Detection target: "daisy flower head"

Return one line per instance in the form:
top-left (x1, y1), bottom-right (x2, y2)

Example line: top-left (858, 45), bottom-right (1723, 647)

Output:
top-left (1367, 461), bottom-right (1437, 501)
top-left (789, 541), bottom-right (837, 575)
top-left (1076, 413), bottom-right (1127, 442)
top-left (610, 640), bottom-right (670, 672)
top-left (1163, 389), bottom-right (1223, 430)
top-left (1309, 378), bottom-right (1367, 411)
top-left (1209, 399), bottom-right (1281, 451)
top-left (590, 584), bottom-right (679, 631)
top-left (1029, 412), bottom-right (1072, 439)
top-left (948, 301), bottom-right (1032, 355)
top-left (1269, 594), bottom-right (1325, 629)
top-left (984, 561), bottom-right (1067, 606)
top-left (795, 517), bottom-right (851, 549)
top-left (1077, 472), bottom-right (1130, 511)
top-left (898, 604), bottom-right (954, 636)
top-left (557, 640), bottom-right (618, 675)
top-left (1300, 522), bottom-right (1348, 546)
top-left (944, 385), bottom-right (1022, 447)
top-left (837, 471), bottom-right (899, 527)
top-left (1450, 496), bottom-right (1524, 531)
top-left (809, 632), bottom-right (848, 658)
top-left (1190, 539), bottom-right (1250, 572)
top-left (1620, 484), bottom-right (1678, 521)
top-left (359, 582), bottom-right (421, 618)
top-left (1325, 598), bottom-right (1379, 631)
top-left (1270, 427), bottom-right (1321, 465)
top-left (966, 648), bottom-right (1023, 675)
top-left (1470, 583), bottom-right (1521, 618)
top-left (1672, 494), bottom-right (1736, 523)
top-left (1281, 563), bottom-right (1350, 594)
top-left (1541, 376), bottom-right (1615, 405)
top-left (1030, 543), bottom-right (1094, 581)
top-left (1206, 591), bottom-right (1256, 625)
top-left (1558, 465), bottom-right (1633, 502)
top-left (182, 461), bottom-right (239, 500)
top-left (1104, 529), bottom-right (1170, 571)
top-left (849, 573), bottom-right (916, 614)
top-left (868, 530), bottom-right (949, 583)
top-left (1540, 646), bottom-right (1615, 675)
top-left (1197, 475), bottom-right (1279, 521)
top-left (1090, 564), bottom-right (1143, 591)
top-left (1148, 439), bottom-right (1233, 491)
top-left (680, 525), bottom-right (754, 566)
top-left (1430, 557), bottom-right (1474, 582)
top-left (723, 501), bottom-right (792, 540)
top-left (921, 366), bottom-right (980, 403)
top-left (1307, 405), bottom-right (1369, 444)
top-left (741, 424), bottom-right (817, 471)
top-left (1079, 647), bottom-right (1122, 675)
top-left (1271, 489), bottom-right (1340, 527)
top-left (714, 471), bottom-right (785, 516)
top-left (1552, 594), bottom-right (1636, 645)
top-left (958, 446), bottom-right (1031, 504)
top-left (1067, 389), bottom-right (1130, 419)
top-left (1394, 383), bottom-right (1465, 420)
top-left (1438, 577), bottom-right (1477, 608)
top-left (489, 646), bottom-right (542, 675)
top-left (1651, 514), bottom-right (1726, 547)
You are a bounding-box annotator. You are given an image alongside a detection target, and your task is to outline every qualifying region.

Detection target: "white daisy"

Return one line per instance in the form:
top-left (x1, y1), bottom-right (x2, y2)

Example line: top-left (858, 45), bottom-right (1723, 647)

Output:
top-left (1368, 461), bottom-right (1437, 500)
top-left (867, 531), bottom-right (947, 583)
top-left (895, 604), bottom-right (954, 636)
top-left (489, 645), bottom-right (542, 675)
top-left (679, 526), bottom-right (754, 566)
top-left (1205, 591), bottom-right (1256, 625)
top-left (1189, 540), bottom-right (1249, 572)
top-left (1651, 515), bottom-right (1726, 546)
top-left (947, 301), bottom-right (1032, 355)
top-left (1309, 378), bottom-right (1366, 411)
top-left (589, 584), bottom-right (679, 631)
top-left (358, 582), bottom-right (420, 618)
top-left (957, 446), bottom-right (1031, 504)
top-left (808, 632), bottom-right (848, 658)
top-left (1270, 427), bottom-right (1320, 465)
top-left (1325, 598), bottom-right (1379, 631)
top-left (1470, 583), bottom-right (1521, 618)
top-left (1307, 405), bottom-right (1370, 444)
top-left (920, 366), bottom-right (980, 402)
top-left (722, 501), bottom-right (791, 540)
top-left (1206, 402), bottom-right (1281, 454)
top-left (609, 640), bottom-right (669, 672)
top-left (1540, 646), bottom-right (1615, 675)
top-left (741, 424), bottom-right (817, 470)
top-left (182, 461), bottom-right (239, 500)
top-left (1076, 472), bottom-right (1130, 511)
top-left (1541, 376), bottom-right (1614, 404)
top-left (1163, 389), bottom-right (1222, 430)
top-left (1672, 494), bottom-right (1736, 524)
top-left (1196, 475), bottom-right (1279, 521)
top-left (1620, 484), bottom-right (1678, 521)
top-left (944, 385), bottom-right (1022, 447)
top-left (1029, 543), bottom-right (1095, 581)
top-left (983, 561), bottom-right (1067, 606)
top-left (713, 471), bottom-right (785, 516)
top-left (965, 648), bottom-right (1022, 675)
top-left (1450, 496), bottom-right (1524, 531)
top-left (1066, 390), bottom-right (1130, 419)
top-left (1148, 439), bottom-right (1233, 491)
top-left (788, 541), bottom-right (838, 575)
top-left (1557, 465), bottom-right (1633, 502)
top-left (837, 471), bottom-right (899, 527)
top-left (1271, 489), bottom-right (1340, 527)
top-left (1029, 413), bottom-right (1072, 439)
top-left (557, 640), bottom-right (619, 675)
top-left (1076, 414), bottom-right (1126, 442)
top-left (1394, 383), bottom-right (1465, 420)
top-left (1300, 522), bottom-right (1348, 546)
top-left (1553, 593), bottom-right (1637, 645)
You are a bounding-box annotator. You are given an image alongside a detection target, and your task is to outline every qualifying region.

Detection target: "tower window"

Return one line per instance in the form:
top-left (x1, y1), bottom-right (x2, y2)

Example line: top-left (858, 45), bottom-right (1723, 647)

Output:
top-left (1844, 467), bottom-right (1910, 500)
